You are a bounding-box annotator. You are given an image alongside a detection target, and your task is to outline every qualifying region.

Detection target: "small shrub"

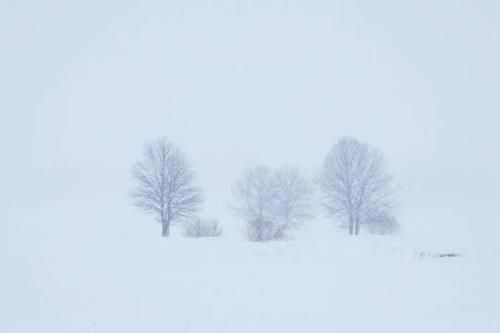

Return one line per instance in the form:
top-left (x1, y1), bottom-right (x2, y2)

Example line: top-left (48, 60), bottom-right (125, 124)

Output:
top-left (246, 217), bottom-right (287, 242)
top-left (366, 211), bottom-right (401, 235)
top-left (183, 218), bottom-right (223, 238)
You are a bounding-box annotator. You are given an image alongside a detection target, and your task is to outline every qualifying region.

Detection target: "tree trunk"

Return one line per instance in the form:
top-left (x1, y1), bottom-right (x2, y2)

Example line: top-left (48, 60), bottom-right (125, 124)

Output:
top-left (160, 212), bottom-right (170, 238)
top-left (354, 216), bottom-right (360, 235)
top-left (161, 222), bottom-right (169, 237)
top-left (348, 216), bottom-right (354, 235)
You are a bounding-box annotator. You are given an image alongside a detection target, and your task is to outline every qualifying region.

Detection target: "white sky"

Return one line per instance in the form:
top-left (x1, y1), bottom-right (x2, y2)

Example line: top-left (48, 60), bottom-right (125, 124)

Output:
top-left (1, 0), bottom-right (499, 242)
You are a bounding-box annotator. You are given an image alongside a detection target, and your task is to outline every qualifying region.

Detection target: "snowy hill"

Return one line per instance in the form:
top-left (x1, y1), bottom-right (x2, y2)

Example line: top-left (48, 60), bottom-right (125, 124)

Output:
top-left (2, 207), bottom-right (498, 333)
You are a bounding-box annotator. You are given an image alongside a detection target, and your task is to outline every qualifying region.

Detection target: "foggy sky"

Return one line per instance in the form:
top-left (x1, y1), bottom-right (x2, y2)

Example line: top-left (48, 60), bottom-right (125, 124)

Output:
top-left (1, 0), bottom-right (499, 241)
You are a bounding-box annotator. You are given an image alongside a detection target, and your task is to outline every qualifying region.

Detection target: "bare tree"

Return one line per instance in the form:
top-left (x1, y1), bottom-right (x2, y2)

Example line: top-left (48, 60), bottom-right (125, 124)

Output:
top-left (233, 166), bottom-right (278, 241)
top-left (273, 166), bottom-right (314, 229)
top-left (233, 166), bottom-right (313, 241)
top-left (131, 137), bottom-right (202, 237)
top-left (318, 137), bottom-right (395, 235)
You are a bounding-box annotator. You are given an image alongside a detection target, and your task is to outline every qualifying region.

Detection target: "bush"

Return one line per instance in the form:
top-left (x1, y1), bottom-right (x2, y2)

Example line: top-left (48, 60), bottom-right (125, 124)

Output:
top-left (246, 217), bottom-right (287, 242)
top-left (183, 218), bottom-right (223, 238)
top-left (366, 211), bottom-right (401, 235)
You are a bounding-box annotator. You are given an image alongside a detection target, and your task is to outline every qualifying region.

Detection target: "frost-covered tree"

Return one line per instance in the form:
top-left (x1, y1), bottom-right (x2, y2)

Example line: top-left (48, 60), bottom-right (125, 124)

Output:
top-left (131, 137), bottom-right (202, 237)
top-left (233, 166), bottom-right (313, 241)
top-left (273, 166), bottom-right (314, 229)
top-left (233, 166), bottom-right (277, 241)
top-left (318, 137), bottom-right (395, 235)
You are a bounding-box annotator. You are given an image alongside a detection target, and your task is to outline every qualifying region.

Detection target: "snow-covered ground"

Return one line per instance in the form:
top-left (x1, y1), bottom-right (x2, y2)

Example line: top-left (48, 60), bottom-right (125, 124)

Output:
top-left (1, 202), bottom-right (499, 333)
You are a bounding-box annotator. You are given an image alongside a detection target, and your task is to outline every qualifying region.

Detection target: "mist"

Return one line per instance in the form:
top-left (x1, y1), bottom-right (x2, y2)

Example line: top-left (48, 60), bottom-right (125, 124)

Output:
top-left (2, 1), bottom-right (498, 237)
top-left (2, 0), bottom-right (500, 332)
